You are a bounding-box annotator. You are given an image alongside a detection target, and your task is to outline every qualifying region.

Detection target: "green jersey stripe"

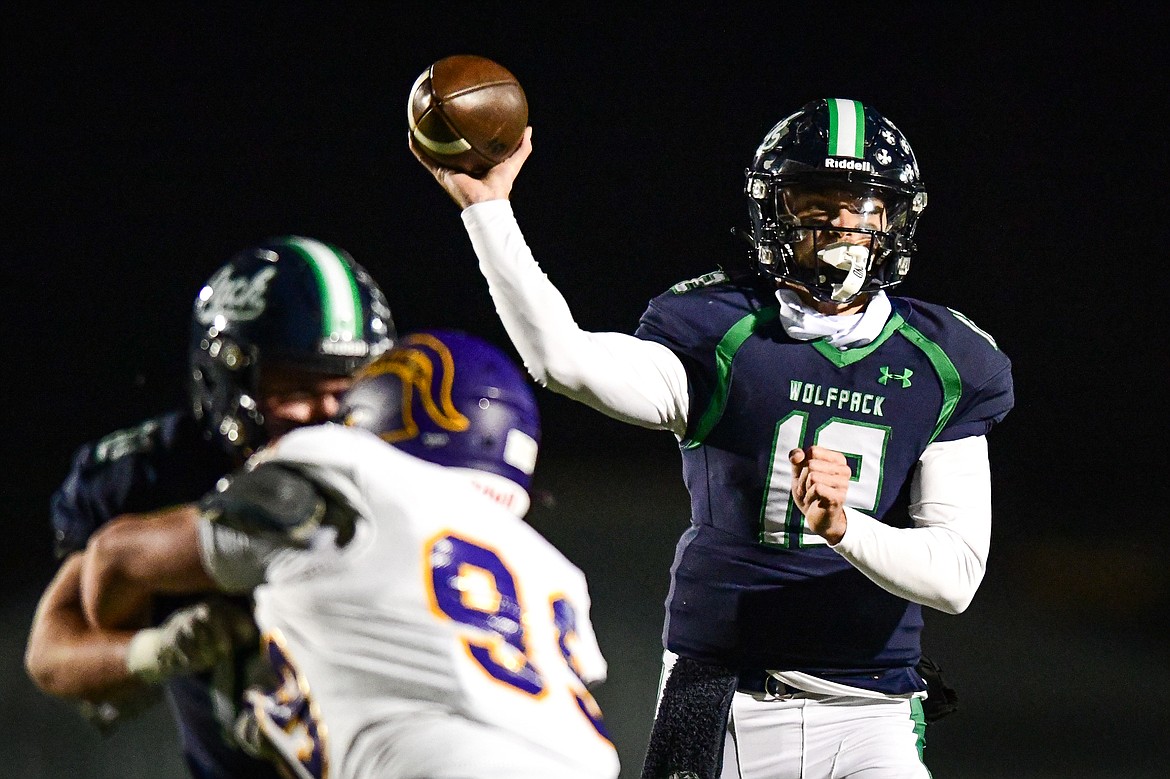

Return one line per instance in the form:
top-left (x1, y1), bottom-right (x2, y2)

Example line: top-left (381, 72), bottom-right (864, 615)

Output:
top-left (683, 306), bottom-right (780, 449)
top-left (897, 322), bottom-right (963, 443)
top-left (828, 98), bottom-right (865, 158)
top-left (283, 236), bottom-right (364, 341)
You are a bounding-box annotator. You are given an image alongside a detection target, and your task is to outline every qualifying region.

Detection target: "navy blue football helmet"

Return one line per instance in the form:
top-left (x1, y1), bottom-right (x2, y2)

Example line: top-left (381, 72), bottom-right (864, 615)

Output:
top-left (339, 329), bottom-right (540, 491)
top-left (745, 98), bottom-right (929, 303)
top-left (189, 236), bottom-right (395, 458)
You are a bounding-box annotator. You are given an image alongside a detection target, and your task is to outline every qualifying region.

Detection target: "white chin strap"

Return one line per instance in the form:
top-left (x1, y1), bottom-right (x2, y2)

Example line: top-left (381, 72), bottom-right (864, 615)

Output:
top-left (817, 242), bottom-right (870, 302)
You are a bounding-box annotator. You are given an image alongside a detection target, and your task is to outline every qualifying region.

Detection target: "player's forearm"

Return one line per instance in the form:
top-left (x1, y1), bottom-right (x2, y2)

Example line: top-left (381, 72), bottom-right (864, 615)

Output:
top-left (461, 200), bottom-right (689, 434)
top-left (832, 436), bottom-right (992, 613)
top-left (26, 554), bottom-right (141, 698)
top-left (26, 610), bottom-right (140, 698)
top-left (834, 513), bottom-right (986, 613)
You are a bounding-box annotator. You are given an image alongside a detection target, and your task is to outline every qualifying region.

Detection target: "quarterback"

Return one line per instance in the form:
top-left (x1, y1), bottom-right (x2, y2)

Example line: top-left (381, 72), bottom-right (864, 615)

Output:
top-left (412, 98), bottom-right (1014, 778)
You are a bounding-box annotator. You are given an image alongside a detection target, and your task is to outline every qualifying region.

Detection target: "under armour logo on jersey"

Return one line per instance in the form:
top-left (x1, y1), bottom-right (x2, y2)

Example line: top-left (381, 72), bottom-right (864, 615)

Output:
top-left (878, 366), bottom-right (913, 388)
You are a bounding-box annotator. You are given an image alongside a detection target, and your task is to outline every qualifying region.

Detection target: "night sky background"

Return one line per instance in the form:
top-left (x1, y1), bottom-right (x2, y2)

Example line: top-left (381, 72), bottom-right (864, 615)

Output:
top-left (2, 4), bottom-right (1166, 777)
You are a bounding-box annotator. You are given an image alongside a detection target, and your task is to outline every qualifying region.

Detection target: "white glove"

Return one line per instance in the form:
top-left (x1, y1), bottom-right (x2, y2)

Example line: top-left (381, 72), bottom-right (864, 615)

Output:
top-left (126, 597), bottom-right (257, 684)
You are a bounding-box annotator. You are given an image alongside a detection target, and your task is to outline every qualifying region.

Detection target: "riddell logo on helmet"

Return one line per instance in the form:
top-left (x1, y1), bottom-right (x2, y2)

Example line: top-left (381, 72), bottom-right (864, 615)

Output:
top-left (823, 158), bottom-right (874, 171)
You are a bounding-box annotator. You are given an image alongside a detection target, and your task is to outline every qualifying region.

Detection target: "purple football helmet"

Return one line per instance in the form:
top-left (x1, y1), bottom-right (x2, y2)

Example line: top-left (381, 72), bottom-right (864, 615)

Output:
top-left (339, 329), bottom-right (540, 490)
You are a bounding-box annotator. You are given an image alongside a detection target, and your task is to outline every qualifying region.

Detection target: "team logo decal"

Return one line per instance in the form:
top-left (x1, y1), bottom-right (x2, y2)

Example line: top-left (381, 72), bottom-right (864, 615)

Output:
top-left (755, 110), bottom-right (798, 157)
top-left (356, 332), bottom-right (470, 442)
top-left (194, 265), bottom-right (278, 324)
top-left (878, 366), bottom-right (913, 388)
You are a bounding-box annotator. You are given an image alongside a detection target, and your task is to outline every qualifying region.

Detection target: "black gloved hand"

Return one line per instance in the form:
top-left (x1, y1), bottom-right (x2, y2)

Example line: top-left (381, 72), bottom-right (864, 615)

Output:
top-left (917, 655), bottom-right (959, 723)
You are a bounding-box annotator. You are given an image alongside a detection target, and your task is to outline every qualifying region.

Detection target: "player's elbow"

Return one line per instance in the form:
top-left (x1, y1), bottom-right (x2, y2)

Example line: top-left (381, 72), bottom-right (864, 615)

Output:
top-left (24, 626), bottom-right (75, 698)
top-left (526, 355), bottom-right (586, 398)
top-left (24, 638), bottom-right (56, 695)
top-left (26, 555), bottom-right (85, 697)
top-left (932, 589), bottom-right (975, 615)
top-left (24, 650), bottom-right (82, 699)
top-left (928, 565), bottom-right (984, 614)
top-left (913, 525), bottom-right (987, 614)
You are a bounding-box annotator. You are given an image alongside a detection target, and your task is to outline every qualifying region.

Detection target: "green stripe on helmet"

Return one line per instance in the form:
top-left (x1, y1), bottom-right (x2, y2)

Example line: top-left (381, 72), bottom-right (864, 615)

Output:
top-left (827, 98), bottom-right (865, 158)
top-left (283, 236), bottom-right (364, 342)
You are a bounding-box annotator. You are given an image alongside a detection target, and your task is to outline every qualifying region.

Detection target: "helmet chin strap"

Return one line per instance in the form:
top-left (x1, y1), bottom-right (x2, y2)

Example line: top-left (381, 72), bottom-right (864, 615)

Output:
top-left (817, 242), bottom-right (870, 302)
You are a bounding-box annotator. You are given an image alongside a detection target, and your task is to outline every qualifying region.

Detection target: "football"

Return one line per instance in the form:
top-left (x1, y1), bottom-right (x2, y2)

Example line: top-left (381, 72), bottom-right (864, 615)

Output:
top-left (408, 55), bottom-right (528, 175)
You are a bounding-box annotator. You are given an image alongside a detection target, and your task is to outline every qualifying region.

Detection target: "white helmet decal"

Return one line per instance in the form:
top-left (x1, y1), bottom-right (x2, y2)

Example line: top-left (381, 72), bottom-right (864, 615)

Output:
top-left (194, 265), bottom-right (278, 325)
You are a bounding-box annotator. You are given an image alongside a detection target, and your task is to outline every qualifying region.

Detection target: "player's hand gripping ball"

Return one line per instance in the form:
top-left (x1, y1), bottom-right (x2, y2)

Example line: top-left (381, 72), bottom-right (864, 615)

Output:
top-left (408, 54), bottom-right (528, 175)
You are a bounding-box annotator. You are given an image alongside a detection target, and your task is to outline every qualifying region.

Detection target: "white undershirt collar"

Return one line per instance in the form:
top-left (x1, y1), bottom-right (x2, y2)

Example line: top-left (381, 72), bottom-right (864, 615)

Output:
top-left (775, 288), bottom-right (892, 349)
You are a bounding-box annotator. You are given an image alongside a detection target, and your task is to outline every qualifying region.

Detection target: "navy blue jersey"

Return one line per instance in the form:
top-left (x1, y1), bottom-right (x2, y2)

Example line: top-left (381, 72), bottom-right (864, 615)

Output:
top-left (50, 409), bottom-right (282, 779)
top-left (635, 273), bottom-right (1013, 694)
top-left (51, 410), bottom-right (233, 557)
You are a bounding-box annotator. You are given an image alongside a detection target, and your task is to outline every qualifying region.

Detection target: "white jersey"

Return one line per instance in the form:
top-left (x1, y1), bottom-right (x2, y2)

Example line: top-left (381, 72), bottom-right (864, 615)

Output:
top-left (198, 423), bottom-right (620, 779)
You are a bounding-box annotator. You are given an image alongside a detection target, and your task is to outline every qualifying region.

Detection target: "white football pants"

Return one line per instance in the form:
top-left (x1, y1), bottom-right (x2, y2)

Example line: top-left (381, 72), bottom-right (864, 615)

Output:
top-left (657, 651), bottom-right (931, 779)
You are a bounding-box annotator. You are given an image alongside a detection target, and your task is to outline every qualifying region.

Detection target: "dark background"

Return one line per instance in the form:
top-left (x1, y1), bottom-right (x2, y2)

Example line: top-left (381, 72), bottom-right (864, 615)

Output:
top-left (2, 4), bottom-right (1166, 777)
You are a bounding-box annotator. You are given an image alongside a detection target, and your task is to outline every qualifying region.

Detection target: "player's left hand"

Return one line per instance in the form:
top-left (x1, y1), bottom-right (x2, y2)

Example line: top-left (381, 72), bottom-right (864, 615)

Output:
top-left (789, 446), bottom-right (850, 544)
top-left (126, 597), bottom-right (257, 684)
top-left (409, 126), bottom-right (533, 209)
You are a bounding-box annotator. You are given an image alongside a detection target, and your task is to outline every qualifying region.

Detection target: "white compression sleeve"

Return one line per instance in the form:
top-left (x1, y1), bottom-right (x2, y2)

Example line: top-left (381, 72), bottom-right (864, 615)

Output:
top-left (832, 435), bottom-right (992, 614)
top-left (461, 200), bottom-right (689, 436)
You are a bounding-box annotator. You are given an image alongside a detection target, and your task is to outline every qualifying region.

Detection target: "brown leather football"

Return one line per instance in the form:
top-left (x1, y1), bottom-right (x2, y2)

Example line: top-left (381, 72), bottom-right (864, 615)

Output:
top-left (408, 55), bottom-right (528, 175)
